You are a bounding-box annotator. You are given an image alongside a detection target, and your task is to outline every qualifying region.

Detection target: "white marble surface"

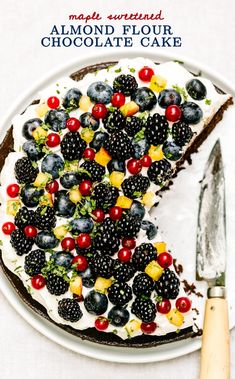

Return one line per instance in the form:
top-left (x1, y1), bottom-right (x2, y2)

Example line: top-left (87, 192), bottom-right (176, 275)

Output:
top-left (0, 0), bottom-right (235, 377)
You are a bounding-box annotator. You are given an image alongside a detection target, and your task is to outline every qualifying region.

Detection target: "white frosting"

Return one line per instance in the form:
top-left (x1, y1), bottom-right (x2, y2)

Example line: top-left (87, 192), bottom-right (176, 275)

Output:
top-left (0, 58), bottom-right (231, 340)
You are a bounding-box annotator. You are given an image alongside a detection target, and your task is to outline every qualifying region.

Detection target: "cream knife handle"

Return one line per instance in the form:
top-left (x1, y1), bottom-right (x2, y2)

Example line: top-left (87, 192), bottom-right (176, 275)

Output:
top-left (200, 294), bottom-right (230, 379)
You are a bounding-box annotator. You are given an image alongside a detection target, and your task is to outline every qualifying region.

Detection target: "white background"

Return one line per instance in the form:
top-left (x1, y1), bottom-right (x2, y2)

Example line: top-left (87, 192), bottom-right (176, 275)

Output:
top-left (0, 0), bottom-right (234, 378)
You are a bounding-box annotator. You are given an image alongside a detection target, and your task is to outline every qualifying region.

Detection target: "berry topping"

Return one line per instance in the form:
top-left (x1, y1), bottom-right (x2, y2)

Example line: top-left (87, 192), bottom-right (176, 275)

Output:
top-left (113, 74), bottom-right (138, 96)
top-left (181, 102), bottom-right (203, 125)
top-left (52, 251), bottom-right (73, 268)
top-left (121, 174), bottom-right (150, 199)
top-left (133, 273), bottom-right (155, 297)
top-left (132, 243), bottom-right (157, 271)
top-left (92, 209), bottom-right (105, 223)
top-left (109, 206), bottom-right (123, 221)
top-left (84, 290), bottom-right (108, 315)
top-left (103, 109), bottom-right (126, 134)
top-left (61, 237), bottom-right (76, 251)
top-left (41, 153), bottom-right (64, 179)
top-left (34, 206), bottom-right (56, 231)
top-left (58, 298), bottom-right (83, 322)
top-left (92, 103), bottom-right (108, 119)
top-left (66, 117), bottom-right (81, 132)
top-left (45, 109), bottom-right (69, 132)
top-left (24, 225), bottom-right (37, 238)
top-left (147, 159), bottom-right (172, 185)
top-left (63, 88), bottom-right (82, 109)
top-left (15, 157), bottom-right (39, 184)
top-left (108, 282), bottom-right (132, 306)
top-left (83, 148), bottom-right (96, 160)
top-left (118, 248), bottom-right (132, 264)
top-left (111, 93), bottom-right (125, 108)
top-left (131, 297), bottom-right (156, 323)
top-left (131, 87), bottom-right (157, 111)
top-left (141, 322), bottom-right (157, 334)
top-left (104, 131), bottom-right (134, 161)
top-left (155, 268), bottom-right (180, 299)
top-left (108, 306), bottom-right (130, 327)
top-left (162, 141), bottom-right (183, 161)
top-left (165, 105), bottom-right (182, 122)
top-left (122, 237), bottom-right (136, 250)
top-left (47, 96), bottom-right (60, 109)
top-left (31, 274), bottom-right (46, 290)
top-left (2, 222), bottom-right (16, 235)
top-left (113, 260), bottom-right (135, 282)
top-left (124, 116), bottom-right (144, 137)
top-left (156, 299), bottom-right (171, 314)
top-left (79, 180), bottom-right (92, 196)
top-left (91, 254), bottom-right (114, 278)
top-left (24, 249), bottom-right (46, 276)
top-left (138, 67), bottom-right (155, 82)
top-left (145, 113), bottom-right (169, 145)
top-left (140, 155), bottom-right (152, 168)
top-left (186, 79), bottom-right (207, 101)
top-left (61, 131), bottom-right (86, 161)
top-left (117, 213), bottom-right (141, 238)
top-left (22, 118), bottom-right (42, 140)
top-left (158, 89), bottom-right (182, 109)
top-left (95, 316), bottom-right (109, 331)
top-left (127, 158), bottom-right (142, 175)
top-left (157, 252), bottom-right (173, 268)
top-left (72, 255), bottom-right (88, 272)
top-left (46, 274), bottom-right (69, 296)
top-left (92, 183), bottom-right (119, 210)
top-left (176, 297), bottom-right (191, 313)
top-left (172, 121), bottom-right (193, 147)
top-left (80, 160), bottom-right (105, 182)
top-left (7, 184), bottom-right (20, 198)
top-left (10, 229), bottom-right (34, 256)
top-left (14, 207), bottom-right (35, 229)
top-left (76, 233), bottom-right (91, 249)
top-left (87, 81), bottom-right (113, 104)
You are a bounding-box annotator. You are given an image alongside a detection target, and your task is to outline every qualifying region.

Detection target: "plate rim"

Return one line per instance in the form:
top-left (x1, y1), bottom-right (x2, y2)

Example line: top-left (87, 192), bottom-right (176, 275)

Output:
top-left (0, 49), bottom-right (234, 363)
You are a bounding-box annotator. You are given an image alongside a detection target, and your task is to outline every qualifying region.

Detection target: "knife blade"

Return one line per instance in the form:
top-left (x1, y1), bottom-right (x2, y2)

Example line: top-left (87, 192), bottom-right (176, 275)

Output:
top-left (196, 140), bottom-right (230, 379)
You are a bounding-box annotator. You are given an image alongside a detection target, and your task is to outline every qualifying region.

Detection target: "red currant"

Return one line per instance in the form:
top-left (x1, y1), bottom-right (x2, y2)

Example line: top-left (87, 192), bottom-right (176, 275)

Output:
top-left (6, 184), bottom-right (20, 198)
top-left (31, 274), bottom-right (46, 290)
top-left (61, 237), bottom-right (76, 251)
top-left (73, 294), bottom-right (84, 302)
top-left (138, 67), bottom-right (155, 82)
top-left (122, 237), bottom-right (136, 249)
top-left (92, 209), bottom-right (105, 222)
top-left (72, 255), bottom-right (88, 271)
top-left (92, 104), bottom-right (107, 119)
top-left (46, 133), bottom-right (61, 147)
top-left (157, 252), bottom-right (173, 268)
top-left (76, 233), bottom-right (91, 249)
top-left (141, 322), bottom-right (157, 334)
top-left (66, 117), bottom-right (81, 132)
top-left (165, 105), bottom-right (182, 122)
top-left (2, 222), bottom-right (16, 235)
top-left (79, 180), bottom-right (92, 196)
top-left (127, 158), bottom-right (142, 175)
top-left (176, 297), bottom-right (191, 313)
top-left (46, 180), bottom-right (59, 194)
top-left (109, 206), bottom-right (123, 220)
top-left (140, 155), bottom-right (152, 168)
top-left (118, 247), bottom-right (132, 262)
top-left (111, 93), bottom-right (125, 108)
top-left (24, 225), bottom-right (37, 238)
top-left (83, 148), bottom-right (95, 160)
top-left (157, 299), bottom-right (171, 314)
top-left (95, 316), bottom-right (109, 331)
top-left (47, 96), bottom-right (60, 109)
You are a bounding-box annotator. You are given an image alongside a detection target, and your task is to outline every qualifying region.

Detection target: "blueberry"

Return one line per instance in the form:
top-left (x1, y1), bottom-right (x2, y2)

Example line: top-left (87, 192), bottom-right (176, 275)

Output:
top-left (35, 231), bottom-right (59, 249)
top-left (87, 81), bottom-right (113, 104)
top-left (23, 140), bottom-right (45, 161)
top-left (107, 159), bottom-right (126, 174)
top-left (21, 185), bottom-right (43, 208)
top-left (44, 109), bottom-right (68, 132)
top-left (22, 118), bottom-right (42, 140)
top-left (52, 251), bottom-right (73, 268)
top-left (84, 290), bottom-right (108, 315)
top-left (108, 306), bottom-right (130, 327)
top-left (70, 217), bottom-right (94, 235)
top-left (60, 172), bottom-right (80, 189)
top-left (186, 79), bottom-right (207, 101)
top-left (80, 112), bottom-right (99, 131)
top-left (132, 138), bottom-right (150, 159)
top-left (141, 220), bottom-right (158, 240)
top-left (63, 88), bottom-right (82, 109)
top-left (54, 190), bottom-right (76, 218)
top-left (129, 201), bottom-right (146, 220)
top-left (90, 131), bottom-right (109, 151)
top-left (41, 154), bottom-right (64, 179)
top-left (78, 267), bottom-right (96, 288)
top-left (131, 87), bottom-right (157, 111)
top-left (181, 102), bottom-right (203, 125)
top-left (162, 141), bottom-right (183, 161)
top-left (158, 89), bottom-right (182, 109)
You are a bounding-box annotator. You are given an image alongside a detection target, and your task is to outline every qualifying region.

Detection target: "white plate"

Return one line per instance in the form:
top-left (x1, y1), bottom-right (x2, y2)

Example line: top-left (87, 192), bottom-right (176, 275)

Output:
top-left (0, 50), bottom-right (234, 363)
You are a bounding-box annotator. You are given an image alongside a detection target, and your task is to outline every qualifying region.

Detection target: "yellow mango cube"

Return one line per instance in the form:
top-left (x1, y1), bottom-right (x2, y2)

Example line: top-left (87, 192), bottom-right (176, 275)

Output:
top-left (69, 189), bottom-right (82, 204)
top-left (142, 192), bottom-right (155, 207)
top-left (70, 276), bottom-right (83, 296)
top-left (32, 126), bottom-right (48, 142)
top-left (120, 101), bottom-right (139, 117)
top-left (95, 147), bottom-right (112, 166)
top-left (109, 171), bottom-right (125, 188)
top-left (81, 128), bottom-right (94, 143)
top-left (125, 319), bottom-right (141, 335)
top-left (94, 277), bottom-right (112, 294)
top-left (148, 145), bottom-right (164, 161)
top-left (154, 242), bottom-right (167, 254)
top-left (116, 195), bottom-right (133, 209)
top-left (39, 194), bottom-right (53, 207)
top-left (149, 75), bottom-right (167, 92)
top-left (6, 200), bottom-right (21, 216)
top-left (167, 309), bottom-right (184, 327)
top-left (145, 260), bottom-right (163, 281)
top-left (53, 225), bottom-right (68, 240)
top-left (36, 103), bottom-right (49, 118)
top-left (79, 95), bottom-right (92, 112)
top-left (34, 172), bottom-right (50, 188)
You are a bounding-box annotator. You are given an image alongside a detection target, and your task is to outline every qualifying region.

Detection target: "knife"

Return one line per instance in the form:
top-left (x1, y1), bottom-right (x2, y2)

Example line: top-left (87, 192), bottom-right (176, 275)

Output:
top-left (196, 139), bottom-right (230, 379)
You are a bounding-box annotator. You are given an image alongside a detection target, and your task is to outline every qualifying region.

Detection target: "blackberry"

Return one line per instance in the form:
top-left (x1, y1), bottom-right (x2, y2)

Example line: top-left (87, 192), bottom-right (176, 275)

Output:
top-left (131, 297), bottom-right (156, 323)
top-left (15, 207), bottom-right (35, 229)
top-left (147, 159), bottom-right (172, 185)
top-left (121, 174), bottom-right (150, 199)
top-left (46, 274), bottom-right (69, 296)
top-left (93, 228), bottom-right (120, 255)
top-left (132, 273), bottom-right (154, 297)
top-left (91, 254), bottom-right (114, 278)
top-left (103, 109), bottom-right (126, 134)
top-left (61, 132), bottom-right (86, 161)
top-left (104, 131), bottom-right (134, 161)
top-left (58, 298), bottom-right (83, 322)
top-left (108, 282), bottom-right (132, 306)
top-left (80, 160), bottom-right (105, 182)
top-left (10, 229), bottom-right (34, 256)
top-left (145, 113), bottom-right (169, 145)
top-left (92, 183), bottom-right (119, 210)
top-left (113, 74), bottom-right (138, 96)
top-left (124, 116), bottom-right (144, 137)
top-left (24, 249), bottom-right (46, 276)
top-left (155, 268), bottom-right (180, 299)
top-left (172, 121), bottom-right (193, 147)
top-left (117, 214), bottom-right (141, 238)
top-left (132, 243), bottom-right (157, 271)
top-left (34, 206), bottom-right (56, 230)
top-left (113, 261), bottom-right (135, 282)
top-left (15, 157), bottom-right (39, 184)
